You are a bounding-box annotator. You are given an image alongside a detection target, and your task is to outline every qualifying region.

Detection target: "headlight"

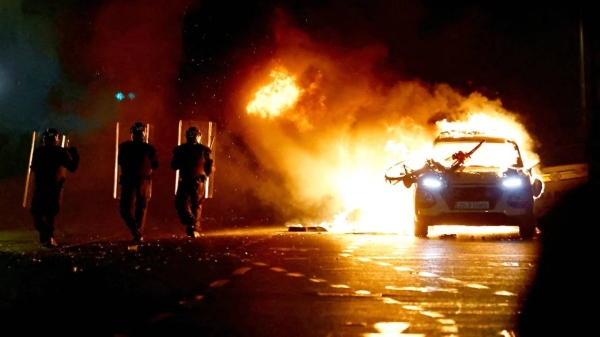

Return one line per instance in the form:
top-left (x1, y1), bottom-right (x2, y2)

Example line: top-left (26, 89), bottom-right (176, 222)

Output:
top-left (422, 176), bottom-right (443, 188)
top-left (502, 177), bottom-right (523, 188)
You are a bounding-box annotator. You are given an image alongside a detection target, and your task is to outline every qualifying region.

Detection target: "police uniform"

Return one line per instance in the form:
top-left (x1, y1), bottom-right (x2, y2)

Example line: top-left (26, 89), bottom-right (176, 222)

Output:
top-left (30, 128), bottom-right (79, 247)
top-left (171, 127), bottom-right (214, 237)
top-left (118, 123), bottom-right (159, 242)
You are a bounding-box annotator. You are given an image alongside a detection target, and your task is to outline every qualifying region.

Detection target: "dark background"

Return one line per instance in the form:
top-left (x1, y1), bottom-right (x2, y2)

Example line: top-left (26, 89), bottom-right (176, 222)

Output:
top-left (1, 0), bottom-right (598, 233)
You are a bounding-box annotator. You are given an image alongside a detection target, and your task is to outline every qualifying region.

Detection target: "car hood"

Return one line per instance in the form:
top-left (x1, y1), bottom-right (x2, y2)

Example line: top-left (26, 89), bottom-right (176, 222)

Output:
top-left (444, 167), bottom-right (507, 184)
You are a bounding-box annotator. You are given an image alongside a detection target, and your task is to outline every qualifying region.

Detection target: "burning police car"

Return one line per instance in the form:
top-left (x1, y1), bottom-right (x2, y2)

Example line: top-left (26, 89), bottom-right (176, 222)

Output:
top-left (386, 130), bottom-right (543, 240)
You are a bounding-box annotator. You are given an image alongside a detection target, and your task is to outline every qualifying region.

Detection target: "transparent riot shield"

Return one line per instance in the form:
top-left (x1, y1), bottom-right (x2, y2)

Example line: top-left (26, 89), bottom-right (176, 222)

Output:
top-left (23, 132), bottom-right (70, 208)
top-left (175, 120), bottom-right (216, 198)
top-left (113, 122), bottom-right (151, 199)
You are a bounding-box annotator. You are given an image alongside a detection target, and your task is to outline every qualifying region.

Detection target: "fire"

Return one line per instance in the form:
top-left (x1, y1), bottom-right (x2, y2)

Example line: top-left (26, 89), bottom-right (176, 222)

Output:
top-left (435, 113), bottom-right (545, 198)
top-left (244, 67), bottom-right (541, 236)
top-left (436, 112), bottom-right (540, 169)
top-left (246, 70), bottom-right (301, 118)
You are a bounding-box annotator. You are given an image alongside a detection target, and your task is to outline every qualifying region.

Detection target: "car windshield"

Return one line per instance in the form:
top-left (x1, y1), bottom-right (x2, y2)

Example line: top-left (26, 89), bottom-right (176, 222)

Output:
top-left (430, 139), bottom-right (521, 168)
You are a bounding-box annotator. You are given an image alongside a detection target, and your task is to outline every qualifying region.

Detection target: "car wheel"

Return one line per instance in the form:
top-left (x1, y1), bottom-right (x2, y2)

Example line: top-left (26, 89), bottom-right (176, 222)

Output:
top-left (532, 178), bottom-right (543, 198)
top-left (414, 218), bottom-right (429, 237)
top-left (518, 216), bottom-right (537, 240)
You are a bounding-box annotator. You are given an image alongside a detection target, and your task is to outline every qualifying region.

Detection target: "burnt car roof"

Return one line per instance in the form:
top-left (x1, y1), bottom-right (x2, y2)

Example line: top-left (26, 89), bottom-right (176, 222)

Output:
top-left (434, 130), bottom-right (517, 143)
top-left (434, 136), bottom-right (510, 144)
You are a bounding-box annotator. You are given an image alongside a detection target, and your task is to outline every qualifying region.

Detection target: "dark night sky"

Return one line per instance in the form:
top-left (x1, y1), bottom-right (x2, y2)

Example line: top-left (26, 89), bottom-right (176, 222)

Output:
top-left (0, 0), bottom-right (591, 230)
top-left (0, 1), bottom-right (585, 152)
top-left (178, 0), bottom-right (583, 146)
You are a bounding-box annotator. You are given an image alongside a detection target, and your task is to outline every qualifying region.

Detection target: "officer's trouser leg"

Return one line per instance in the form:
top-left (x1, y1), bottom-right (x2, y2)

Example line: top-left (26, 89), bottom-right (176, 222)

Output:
top-left (175, 180), bottom-right (195, 227)
top-left (119, 183), bottom-right (139, 238)
top-left (136, 180), bottom-right (151, 235)
top-left (32, 211), bottom-right (48, 243)
top-left (192, 180), bottom-right (206, 231)
top-left (31, 192), bottom-right (59, 243)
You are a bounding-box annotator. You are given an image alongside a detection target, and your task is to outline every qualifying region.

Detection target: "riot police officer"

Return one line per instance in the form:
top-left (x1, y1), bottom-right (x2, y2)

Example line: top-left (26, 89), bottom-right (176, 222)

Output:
top-left (171, 126), bottom-right (214, 237)
top-left (30, 128), bottom-right (79, 248)
top-left (117, 122), bottom-right (159, 243)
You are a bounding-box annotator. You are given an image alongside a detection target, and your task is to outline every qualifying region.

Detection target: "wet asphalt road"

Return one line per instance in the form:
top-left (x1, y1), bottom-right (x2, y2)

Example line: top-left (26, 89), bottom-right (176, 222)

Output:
top-left (0, 226), bottom-right (539, 337)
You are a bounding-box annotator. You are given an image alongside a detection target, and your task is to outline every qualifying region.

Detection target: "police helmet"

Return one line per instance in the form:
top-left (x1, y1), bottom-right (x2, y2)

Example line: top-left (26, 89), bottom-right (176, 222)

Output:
top-left (42, 128), bottom-right (60, 145)
top-left (185, 127), bottom-right (201, 143)
top-left (130, 122), bottom-right (146, 134)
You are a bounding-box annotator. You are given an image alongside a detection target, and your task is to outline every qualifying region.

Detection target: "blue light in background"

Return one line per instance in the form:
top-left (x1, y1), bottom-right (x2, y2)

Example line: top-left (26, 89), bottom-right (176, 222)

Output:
top-left (115, 92), bottom-right (125, 101)
top-left (128, 92), bottom-right (135, 100)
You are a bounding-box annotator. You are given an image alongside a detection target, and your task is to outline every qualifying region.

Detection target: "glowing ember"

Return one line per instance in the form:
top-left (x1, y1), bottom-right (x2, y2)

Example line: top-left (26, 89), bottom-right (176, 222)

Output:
top-left (246, 70), bottom-right (301, 118)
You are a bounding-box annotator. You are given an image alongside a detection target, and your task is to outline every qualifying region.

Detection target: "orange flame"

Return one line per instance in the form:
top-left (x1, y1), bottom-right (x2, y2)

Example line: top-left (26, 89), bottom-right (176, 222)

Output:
top-left (436, 112), bottom-right (540, 169)
top-left (246, 70), bottom-right (301, 118)
top-left (244, 67), bottom-right (541, 236)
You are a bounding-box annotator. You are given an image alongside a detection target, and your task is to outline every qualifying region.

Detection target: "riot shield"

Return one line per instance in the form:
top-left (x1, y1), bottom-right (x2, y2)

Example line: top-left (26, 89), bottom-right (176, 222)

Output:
top-left (175, 120), bottom-right (216, 198)
top-left (22, 131), bottom-right (37, 208)
top-left (23, 132), bottom-right (70, 208)
top-left (113, 122), bottom-right (151, 199)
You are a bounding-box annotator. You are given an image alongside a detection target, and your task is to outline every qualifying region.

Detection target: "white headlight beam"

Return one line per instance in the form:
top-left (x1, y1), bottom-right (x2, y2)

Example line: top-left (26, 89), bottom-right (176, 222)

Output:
top-left (502, 177), bottom-right (522, 188)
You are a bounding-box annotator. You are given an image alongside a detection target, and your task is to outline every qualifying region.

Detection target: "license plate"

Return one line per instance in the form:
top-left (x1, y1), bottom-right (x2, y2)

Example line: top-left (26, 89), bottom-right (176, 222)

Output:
top-left (455, 201), bottom-right (489, 210)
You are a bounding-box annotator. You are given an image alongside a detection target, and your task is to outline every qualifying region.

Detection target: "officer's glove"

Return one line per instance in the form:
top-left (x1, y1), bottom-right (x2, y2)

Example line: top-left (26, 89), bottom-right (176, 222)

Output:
top-left (67, 147), bottom-right (78, 155)
top-left (66, 147), bottom-right (80, 171)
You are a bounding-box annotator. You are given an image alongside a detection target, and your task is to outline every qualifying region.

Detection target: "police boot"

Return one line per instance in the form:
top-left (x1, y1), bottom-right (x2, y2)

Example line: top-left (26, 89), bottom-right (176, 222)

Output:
top-left (131, 229), bottom-right (144, 243)
top-left (39, 232), bottom-right (49, 244)
top-left (44, 237), bottom-right (58, 248)
top-left (186, 226), bottom-right (200, 238)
